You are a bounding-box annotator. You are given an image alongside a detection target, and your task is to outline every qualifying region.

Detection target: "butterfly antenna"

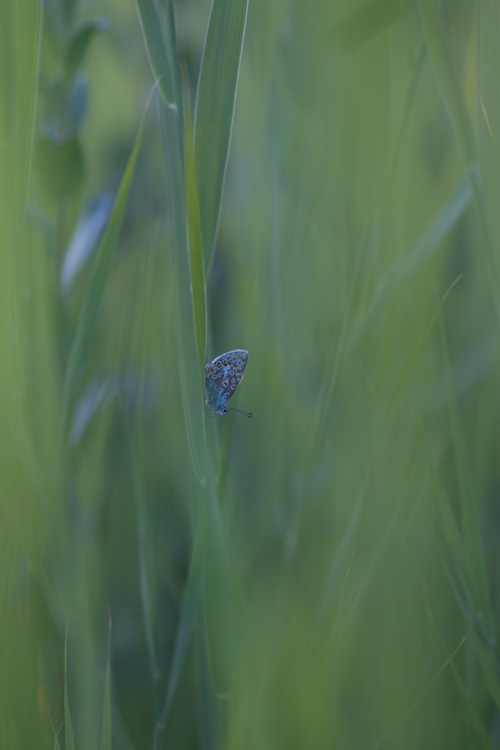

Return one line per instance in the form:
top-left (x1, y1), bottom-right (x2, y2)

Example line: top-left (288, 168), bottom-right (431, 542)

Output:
top-left (230, 407), bottom-right (253, 419)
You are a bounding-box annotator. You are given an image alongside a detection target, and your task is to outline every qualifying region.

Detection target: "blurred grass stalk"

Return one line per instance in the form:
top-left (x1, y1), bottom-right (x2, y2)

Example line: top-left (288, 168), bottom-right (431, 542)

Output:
top-left (136, 0), bottom-right (248, 743)
top-left (0, 1), bottom-right (55, 746)
top-left (0, 0), bottom-right (149, 744)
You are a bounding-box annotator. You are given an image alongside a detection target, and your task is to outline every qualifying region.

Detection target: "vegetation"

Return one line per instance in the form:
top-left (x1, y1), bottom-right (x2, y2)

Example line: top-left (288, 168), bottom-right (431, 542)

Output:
top-left (1, 0), bottom-right (500, 747)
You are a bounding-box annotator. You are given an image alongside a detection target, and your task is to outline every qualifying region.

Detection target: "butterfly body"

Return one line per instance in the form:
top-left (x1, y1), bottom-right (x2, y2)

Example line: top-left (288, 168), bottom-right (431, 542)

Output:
top-left (205, 349), bottom-right (252, 417)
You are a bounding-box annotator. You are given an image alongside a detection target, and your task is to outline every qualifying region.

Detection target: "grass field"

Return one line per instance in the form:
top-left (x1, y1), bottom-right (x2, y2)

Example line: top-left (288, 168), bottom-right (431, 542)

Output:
top-left (1, 0), bottom-right (500, 748)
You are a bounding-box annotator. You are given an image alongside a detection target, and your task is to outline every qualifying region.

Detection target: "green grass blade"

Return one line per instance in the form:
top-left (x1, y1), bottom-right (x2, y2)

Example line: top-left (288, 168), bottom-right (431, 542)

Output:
top-left (185, 102), bottom-right (207, 369)
top-left (426, 454), bottom-right (479, 613)
top-left (8, 0), bottom-right (42, 220)
top-left (125, 424), bottom-right (160, 679)
top-left (419, 0), bottom-right (500, 313)
top-left (48, 712), bottom-right (63, 750)
top-left (135, 0), bottom-right (181, 108)
top-left (195, 617), bottom-right (219, 750)
top-left (437, 549), bottom-right (500, 712)
top-left (377, 275), bottom-right (462, 439)
top-left (164, 99), bottom-right (207, 480)
top-left (419, 0), bottom-right (476, 164)
top-left (157, 520), bottom-right (205, 736)
top-left (138, 0), bottom-right (207, 477)
top-left (131, 223), bottom-right (161, 681)
top-left (369, 628), bottom-right (472, 750)
top-left (349, 176), bottom-right (472, 350)
top-left (60, 92), bottom-right (152, 445)
top-left (100, 614), bottom-right (112, 750)
top-left (194, 0), bottom-right (249, 265)
top-left (64, 18), bottom-right (109, 81)
top-left (64, 627), bottom-right (76, 750)
top-left (439, 317), bottom-right (495, 638)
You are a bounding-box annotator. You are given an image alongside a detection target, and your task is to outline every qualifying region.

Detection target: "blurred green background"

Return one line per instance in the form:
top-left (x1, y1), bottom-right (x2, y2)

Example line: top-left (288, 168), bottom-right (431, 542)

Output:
top-left (1, 0), bottom-right (500, 747)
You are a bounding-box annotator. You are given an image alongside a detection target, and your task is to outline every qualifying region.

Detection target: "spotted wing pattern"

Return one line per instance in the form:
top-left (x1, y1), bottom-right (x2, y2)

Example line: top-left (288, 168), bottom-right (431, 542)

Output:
top-left (205, 349), bottom-right (248, 415)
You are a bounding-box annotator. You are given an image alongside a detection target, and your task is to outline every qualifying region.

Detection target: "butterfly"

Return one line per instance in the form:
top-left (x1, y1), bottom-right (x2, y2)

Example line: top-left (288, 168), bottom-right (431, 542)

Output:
top-left (205, 349), bottom-right (252, 418)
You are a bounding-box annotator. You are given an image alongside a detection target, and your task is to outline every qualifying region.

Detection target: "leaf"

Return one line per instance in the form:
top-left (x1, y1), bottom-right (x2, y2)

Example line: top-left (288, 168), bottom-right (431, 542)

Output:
top-left (69, 376), bottom-right (117, 447)
top-left (0, 0), bottom-right (16, 144)
top-left (66, 72), bottom-right (88, 135)
top-left (420, 0), bottom-right (500, 319)
top-left (65, 18), bottom-right (109, 80)
top-left (158, 520), bottom-right (204, 732)
top-left (60, 93), bottom-right (152, 447)
top-left (137, 0), bottom-right (206, 478)
top-left (377, 275), bottom-right (462, 440)
top-left (194, 0), bottom-right (249, 265)
top-left (439, 318), bottom-right (495, 638)
top-left (61, 194), bottom-right (114, 294)
top-left (185, 102), bottom-right (207, 369)
top-left (100, 614), bottom-right (112, 750)
top-left (348, 175), bottom-right (472, 350)
top-left (419, 0), bottom-right (476, 164)
top-left (64, 627), bottom-right (76, 750)
top-left (333, 0), bottom-right (414, 51)
top-left (136, 0), bottom-right (181, 108)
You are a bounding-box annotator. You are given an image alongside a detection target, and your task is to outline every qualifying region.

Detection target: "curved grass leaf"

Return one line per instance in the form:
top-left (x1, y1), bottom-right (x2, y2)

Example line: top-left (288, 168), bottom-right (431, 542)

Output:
top-left (194, 0), bottom-right (249, 266)
top-left (64, 18), bottom-right (109, 81)
top-left (135, 0), bottom-right (181, 108)
top-left (61, 194), bottom-right (114, 294)
top-left (60, 93), bottom-right (152, 447)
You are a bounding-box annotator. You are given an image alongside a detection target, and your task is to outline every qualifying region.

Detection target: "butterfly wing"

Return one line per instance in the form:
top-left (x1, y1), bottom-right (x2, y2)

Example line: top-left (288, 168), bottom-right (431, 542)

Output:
top-left (205, 349), bottom-right (248, 414)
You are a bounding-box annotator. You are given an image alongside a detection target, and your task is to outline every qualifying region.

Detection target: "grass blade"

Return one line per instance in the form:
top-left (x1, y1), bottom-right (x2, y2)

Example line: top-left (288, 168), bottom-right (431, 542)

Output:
top-left (138, 0), bottom-right (207, 477)
top-left (100, 614), bottom-right (112, 750)
top-left (185, 101), bottom-right (207, 369)
top-left (64, 627), bottom-right (76, 750)
top-left (135, 0), bottom-right (181, 108)
top-left (369, 627), bottom-right (472, 750)
top-left (420, 0), bottom-right (500, 309)
top-left (439, 316), bottom-right (495, 638)
top-left (194, 0), bottom-right (249, 265)
top-left (377, 275), bottom-right (462, 439)
top-left (128, 223), bottom-right (161, 682)
top-left (419, 0), bottom-right (476, 164)
top-left (155, 520), bottom-right (205, 741)
top-left (60, 91), bottom-right (152, 445)
top-left (349, 176), bottom-right (472, 351)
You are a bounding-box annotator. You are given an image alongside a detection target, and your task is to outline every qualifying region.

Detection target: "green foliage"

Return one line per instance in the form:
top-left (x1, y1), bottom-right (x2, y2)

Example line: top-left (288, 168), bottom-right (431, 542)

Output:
top-left (60, 95), bottom-right (150, 446)
top-left (2, 0), bottom-right (500, 748)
